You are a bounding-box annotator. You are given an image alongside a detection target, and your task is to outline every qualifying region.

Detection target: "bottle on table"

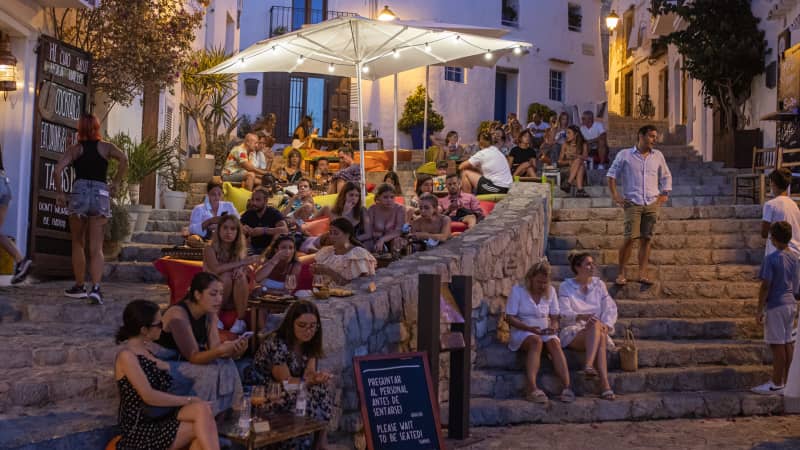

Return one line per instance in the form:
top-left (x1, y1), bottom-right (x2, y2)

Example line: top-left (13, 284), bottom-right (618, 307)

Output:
top-left (294, 379), bottom-right (308, 417)
top-left (238, 392), bottom-right (252, 435)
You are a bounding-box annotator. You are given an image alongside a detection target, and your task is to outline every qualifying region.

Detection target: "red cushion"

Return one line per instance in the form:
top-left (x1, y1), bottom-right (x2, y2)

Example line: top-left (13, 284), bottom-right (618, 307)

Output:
top-left (394, 196), bottom-right (405, 205)
top-left (479, 201), bottom-right (496, 217)
top-left (450, 221), bottom-right (467, 232)
top-left (366, 183), bottom-right (376, 193)
top-left (303, 217), bottom-right (330, 237)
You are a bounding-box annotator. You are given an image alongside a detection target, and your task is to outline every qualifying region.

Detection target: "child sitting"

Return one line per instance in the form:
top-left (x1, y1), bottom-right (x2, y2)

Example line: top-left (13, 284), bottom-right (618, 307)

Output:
top-left (432, 161), bottom-right (448, 193)
top-left (407, 194), bottom-right (451, 251)
top-left (752, 221), bottom-right (799, 395)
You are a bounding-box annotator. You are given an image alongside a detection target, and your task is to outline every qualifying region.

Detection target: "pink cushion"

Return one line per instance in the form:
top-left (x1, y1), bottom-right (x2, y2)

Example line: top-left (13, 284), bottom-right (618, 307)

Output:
top-left (479, 201), bottom-right (496, 217)
top-left (450, 221), bottom-right (468, 232)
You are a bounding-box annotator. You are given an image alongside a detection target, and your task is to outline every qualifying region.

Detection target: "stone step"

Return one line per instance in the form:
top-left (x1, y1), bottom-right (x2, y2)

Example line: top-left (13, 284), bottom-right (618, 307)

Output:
top-left (549, 264), bottom-right (759, 283)
top-left (149, 209), bottom-right (192, 222)
top-left (552, 196), bottom-right (736, 209)
top-left (0, 334), bottom-right (118, 370)
top-left (103, 261), bottom-right (164, 283)
top-left (0, 398), bottom-right (116, 450)
top-left (616, 299), bottom-right (757, 318)
top-left (551, 205), bottom-right (762, 222)
top-left (616, 317), bottom-right (760, 340)
top-left (547, 248), bottom-right (763, 267)
top-left (0, 364), bottom-right (115, 409)
top-left (450, 391), bottom-right (781, 427)
top-left (471, 365), bottom-right (770, 398)
top-left (131, 231), bottom-right (184, 245)
top-left (146, 219), bottom-right (186, 232)
top-left (553, 184), bottom-right (736, 198)
top-left (119, 242), bottom-right (166, 262)
top-left (548, 233), bottom-right (764, 251)
top-left (549, 218), bottom-right (761, 236)
top-left (474, 340), bottom-right (770, 371)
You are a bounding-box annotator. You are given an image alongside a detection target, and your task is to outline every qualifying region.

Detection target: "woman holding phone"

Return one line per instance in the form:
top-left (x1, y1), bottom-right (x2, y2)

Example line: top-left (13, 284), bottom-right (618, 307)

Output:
top-left (505, 260), bottom-right (574, 403)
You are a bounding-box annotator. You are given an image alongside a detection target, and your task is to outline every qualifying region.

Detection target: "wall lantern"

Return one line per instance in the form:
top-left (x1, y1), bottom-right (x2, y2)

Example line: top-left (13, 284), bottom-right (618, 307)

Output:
top-left (606, 10), bottom-right (620, 31)
top-left (377, 5), bottom-right (398, 21)
top-left (0, 32), bottom-right (18, 100)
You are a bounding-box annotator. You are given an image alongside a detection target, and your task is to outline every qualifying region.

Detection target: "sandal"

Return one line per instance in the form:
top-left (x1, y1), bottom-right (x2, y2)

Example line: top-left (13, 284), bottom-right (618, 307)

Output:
top-left (614, 275), bottom-right (628, 286)
top-left (526, 389), bottom-right (549, 404)
top-left (560, 180), bottom-right (572, 194)
top-left (601, 389), bottom-right (616, 401)
top-left (574, 189), bottom-right (590, 198)
top-left (560, 388), bottom-right (576, 403)
top-left (639, 277), bottom-right (654, 285)
top-left (583, 367), bottom-right (598, 380)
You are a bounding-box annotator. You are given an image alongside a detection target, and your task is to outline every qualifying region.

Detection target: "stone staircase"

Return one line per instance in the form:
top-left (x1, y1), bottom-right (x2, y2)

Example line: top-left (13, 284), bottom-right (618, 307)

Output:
top-left (606, 113), bottom-right (672, 148)
top-left (462, 143), bottom-right (784, 426)
top-left (0, 282), bottom-right (170, 449)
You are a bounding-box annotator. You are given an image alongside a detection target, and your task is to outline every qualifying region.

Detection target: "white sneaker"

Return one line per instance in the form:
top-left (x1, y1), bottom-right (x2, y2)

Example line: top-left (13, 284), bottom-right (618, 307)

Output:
top-left (230, 319), bottom-right (247, 335)
top-left (751, 381), bottom-right (784, 395)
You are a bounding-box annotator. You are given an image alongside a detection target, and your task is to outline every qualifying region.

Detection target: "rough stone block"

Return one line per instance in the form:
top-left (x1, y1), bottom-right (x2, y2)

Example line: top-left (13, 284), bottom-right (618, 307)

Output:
top-left (32, 348), bottom-right (67, 366)
top-left (0, 349), bottom-right (32, 369)
top-left (10, 382), bottom-right (49, 406)
top-left (703, 391), bottom-right (742, 417)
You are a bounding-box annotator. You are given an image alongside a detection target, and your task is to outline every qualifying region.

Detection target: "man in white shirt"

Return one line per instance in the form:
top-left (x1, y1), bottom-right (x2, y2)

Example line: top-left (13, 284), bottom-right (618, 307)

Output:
top-left (580, 111), bottom-right (609, 169)
top-left (459, 131), bottom-right (513, 194)
top-left (250, 132), bottom-right (274, 173)
top-left (762, 168), bottom-right (800, 256)
top-left (526, 113), bottom-right (551, 147)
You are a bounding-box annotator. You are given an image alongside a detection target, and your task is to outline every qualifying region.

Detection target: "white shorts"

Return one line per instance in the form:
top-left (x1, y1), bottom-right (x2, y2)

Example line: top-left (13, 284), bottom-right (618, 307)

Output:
top-left (765, 304), bottom-right (798, 345)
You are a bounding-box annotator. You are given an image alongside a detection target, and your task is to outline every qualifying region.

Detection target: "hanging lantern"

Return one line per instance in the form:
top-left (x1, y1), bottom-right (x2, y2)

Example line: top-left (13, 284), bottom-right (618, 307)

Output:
top-left (0, 32), bottom-right (17, 94)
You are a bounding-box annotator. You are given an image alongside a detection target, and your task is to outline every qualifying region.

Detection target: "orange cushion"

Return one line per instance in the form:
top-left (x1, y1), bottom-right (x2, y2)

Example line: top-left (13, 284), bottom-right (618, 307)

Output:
top-left (394, 196), bottom-right (405, 205)
top-left (450, 221), bottom-right (467, 232)
top-left (153, 257), bottom-right (204, 304)
top-left (105, 436), bottom-right (121, 450)
top-left (479, 201), bottom-right (496, 217)
top-left (303, 217), bottom-right (330, 237)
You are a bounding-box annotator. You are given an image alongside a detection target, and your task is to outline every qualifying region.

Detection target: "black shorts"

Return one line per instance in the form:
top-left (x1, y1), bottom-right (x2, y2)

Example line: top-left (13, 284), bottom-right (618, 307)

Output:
top-left (476, 177), bottom-right (509, 195)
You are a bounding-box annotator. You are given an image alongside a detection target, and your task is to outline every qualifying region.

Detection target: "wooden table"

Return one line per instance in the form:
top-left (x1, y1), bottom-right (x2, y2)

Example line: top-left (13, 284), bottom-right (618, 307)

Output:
top-left (219, 413), bottom-right (327, 450)
top-left (247, 295), bottom-right (295, 349)
top-left (310, 136), bottom-right (384, 150)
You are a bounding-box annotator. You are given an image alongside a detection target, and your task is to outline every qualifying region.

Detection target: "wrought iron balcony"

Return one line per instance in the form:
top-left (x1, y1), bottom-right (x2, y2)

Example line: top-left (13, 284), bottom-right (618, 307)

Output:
top-left (269, 6), bottom-right (357, 38)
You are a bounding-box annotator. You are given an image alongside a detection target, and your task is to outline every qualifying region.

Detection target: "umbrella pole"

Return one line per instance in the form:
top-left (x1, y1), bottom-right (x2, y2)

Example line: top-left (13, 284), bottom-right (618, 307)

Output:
top-left (393, 73), bottom-right (398, 171)
top-left (356, 63), bottom-right (367, 201)
top-left (423, 65), bottom-right (429, 152)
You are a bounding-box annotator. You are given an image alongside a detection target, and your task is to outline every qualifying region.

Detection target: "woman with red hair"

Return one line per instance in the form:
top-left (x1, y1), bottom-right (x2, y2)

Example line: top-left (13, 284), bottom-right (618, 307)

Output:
top-left (55, 114), bottom-right (128, 305)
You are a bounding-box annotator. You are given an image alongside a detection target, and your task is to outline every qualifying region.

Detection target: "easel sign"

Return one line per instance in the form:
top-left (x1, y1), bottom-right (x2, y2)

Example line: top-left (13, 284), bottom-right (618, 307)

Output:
top-left (353, 352), bottom-right (444, 450)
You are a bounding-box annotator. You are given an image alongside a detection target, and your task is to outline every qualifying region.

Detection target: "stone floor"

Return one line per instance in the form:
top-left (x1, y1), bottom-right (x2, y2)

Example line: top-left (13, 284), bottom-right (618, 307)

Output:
top-left (451, 416), bottom-right (800, 450)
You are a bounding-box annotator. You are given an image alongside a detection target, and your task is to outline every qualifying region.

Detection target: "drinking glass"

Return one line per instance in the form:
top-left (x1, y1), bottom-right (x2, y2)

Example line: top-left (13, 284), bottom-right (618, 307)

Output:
top-left (285, 274), bottom-right (297, 292)
top-left (267, 382), bottom-right (283, 407)
top-left (251, 385), bottom-right (266, 418)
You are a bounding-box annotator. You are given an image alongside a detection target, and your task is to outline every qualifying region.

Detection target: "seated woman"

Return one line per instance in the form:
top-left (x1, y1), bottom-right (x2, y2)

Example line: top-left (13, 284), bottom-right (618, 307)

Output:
top-left (435, 130), bottom-right (465, 162)
top-left (408, 174), bottom-right (435, 213)
top-left (407, 194), bottom-right (450, 251)
top-left (156, 273), bottom-right (246, 414)
top-left (247, 301), bottom-right (333, 450)
top-left (492, 126), bottom-right (512, 156)
top-left (254, 235), bottom-right (302, 292)
top-left (280, 178), bottom-right (320, 222)
top-left (367, 184), bottom-right (406, 254)
top-left (330, 181), bottom-right (372, 245)
top-left (507, 130), bottom-right (539, 178)
top-left (557, 125), bottom-right (589, 198)
top-left (203, 215), bottom-right (262, 334)
top-left (312, 217), bottom-right (377, 287)
top-left (327, 117), bottom-right (346, 138)
top-left (115, 299), bottom-right (220, 450)
top-left (383, 171), bottom-right (403, 196)
top-left (505, 261), bottom-right (574, 404)
top-left (558, 252), bottom-right (619, 401)
top-left (281, 149), bottom-right (305, 184)
top-left (188, 181), bottom-right (239, 243)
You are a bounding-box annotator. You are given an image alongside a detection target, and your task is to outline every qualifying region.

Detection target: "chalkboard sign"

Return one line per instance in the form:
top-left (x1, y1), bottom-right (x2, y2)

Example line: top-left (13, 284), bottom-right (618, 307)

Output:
top-left (353, 352), bottom-right (444, 450)
top-left (28, 35), bottom-right (91, 274)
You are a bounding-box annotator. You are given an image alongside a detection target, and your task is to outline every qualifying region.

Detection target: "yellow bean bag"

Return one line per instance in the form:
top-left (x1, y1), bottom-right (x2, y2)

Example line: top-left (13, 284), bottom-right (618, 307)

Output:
top-left (222, 182), bottom-right (251, 213)
top-left (312, 193), bottom-right (375, 208)
top-left (416, 161), bottom-right (438, 176)
top-left (476, 193), bottom-right (507, 203)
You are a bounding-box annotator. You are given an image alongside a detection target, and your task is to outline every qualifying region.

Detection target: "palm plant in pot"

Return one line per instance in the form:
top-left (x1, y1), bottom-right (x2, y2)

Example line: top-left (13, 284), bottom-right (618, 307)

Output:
top-left (103, 158), bottom-right (134, 258)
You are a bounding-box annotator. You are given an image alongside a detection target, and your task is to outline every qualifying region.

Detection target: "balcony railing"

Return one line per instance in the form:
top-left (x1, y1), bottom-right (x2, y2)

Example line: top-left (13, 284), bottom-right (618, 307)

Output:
top-left (269, 6), bottom-right (357, 37)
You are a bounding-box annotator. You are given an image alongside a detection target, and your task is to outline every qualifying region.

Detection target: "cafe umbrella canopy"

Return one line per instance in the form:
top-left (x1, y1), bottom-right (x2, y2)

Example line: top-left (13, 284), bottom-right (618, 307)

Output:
top-left (202, 15), bottom-right (532, 198)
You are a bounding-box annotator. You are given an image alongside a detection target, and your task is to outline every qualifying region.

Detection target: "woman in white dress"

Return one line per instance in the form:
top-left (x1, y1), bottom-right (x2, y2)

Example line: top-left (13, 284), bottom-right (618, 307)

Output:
top-left (558, 252), bottom-right (618, 400)
top-left (505, 260), bottom-right (575, 403)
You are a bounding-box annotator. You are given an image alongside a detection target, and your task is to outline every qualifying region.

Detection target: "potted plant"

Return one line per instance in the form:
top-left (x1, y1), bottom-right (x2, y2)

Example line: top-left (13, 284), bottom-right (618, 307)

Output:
top-left (103, 200), bottom-right (133, 260)
top-left (398, 85), bottom-right (445, 149)
top-left (161, 150), bottom-right (190, 211)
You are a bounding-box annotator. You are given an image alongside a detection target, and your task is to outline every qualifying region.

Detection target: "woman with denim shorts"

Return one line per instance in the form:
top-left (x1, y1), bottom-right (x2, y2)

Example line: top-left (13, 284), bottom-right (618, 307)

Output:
top-left (0, 145), bottom-right (32, 284)
top-left (55, 114), bottom-right (128, 304)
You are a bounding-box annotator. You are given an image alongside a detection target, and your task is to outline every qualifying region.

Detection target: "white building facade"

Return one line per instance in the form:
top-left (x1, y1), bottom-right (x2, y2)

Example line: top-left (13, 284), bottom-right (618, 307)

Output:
top-left (237, 0), bottom-right (608, 148)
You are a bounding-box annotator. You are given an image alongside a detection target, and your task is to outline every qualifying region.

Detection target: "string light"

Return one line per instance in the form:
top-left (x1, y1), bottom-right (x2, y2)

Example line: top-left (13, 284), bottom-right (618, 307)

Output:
top-left (392, 48), bottom-right (399, 58)
top-left (484, 50), bottom-right (492, 60)
top-left (297, 55), bottom-right (305, 64)
top-left (328, 63), bottom-right (335, 72)
top-left (237, 57), bottom-right (245, 66)
top-left (455, 35), bottom-right (461, 43)
top-left (424, 43), bottom-right (432, 52)
top-left (362, 65), bottom-right (370, 73)
top-left (513, 46), bottom-right (522, 55)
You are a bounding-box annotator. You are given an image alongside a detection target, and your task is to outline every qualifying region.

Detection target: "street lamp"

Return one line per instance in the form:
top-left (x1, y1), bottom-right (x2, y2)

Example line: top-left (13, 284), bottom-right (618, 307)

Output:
top-left (606, 10), bottom-right (620, 31)
top-left (377, 5), bottom-right (397, 21)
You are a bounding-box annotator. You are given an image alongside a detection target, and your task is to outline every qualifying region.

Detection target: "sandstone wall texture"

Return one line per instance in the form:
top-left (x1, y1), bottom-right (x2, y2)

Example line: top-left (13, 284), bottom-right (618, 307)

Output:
top-left (308, 182), bottom-right (550, 445)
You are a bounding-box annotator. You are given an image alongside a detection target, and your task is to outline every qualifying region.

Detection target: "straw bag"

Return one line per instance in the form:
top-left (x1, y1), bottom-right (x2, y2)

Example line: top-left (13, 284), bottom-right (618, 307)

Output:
top-left (496, 313), bottom-right (510, 344)
top-left (618, 328), bottom-right (638, 372)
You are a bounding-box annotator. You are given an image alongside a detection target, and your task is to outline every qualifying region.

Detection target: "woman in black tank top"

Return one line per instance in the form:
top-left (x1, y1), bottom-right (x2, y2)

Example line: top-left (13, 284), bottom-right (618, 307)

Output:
top-left (54, 114), bottom-right (128, 305)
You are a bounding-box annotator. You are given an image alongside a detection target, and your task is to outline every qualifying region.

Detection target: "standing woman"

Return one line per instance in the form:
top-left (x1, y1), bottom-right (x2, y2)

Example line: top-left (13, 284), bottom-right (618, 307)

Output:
top-left (55, 114), bottom-right (128, 304)
top-left (557, 125), bottom-right (589, 198)
top-left (115, 299), bottom-right (220, 450)
top-left (0, 145), bottom-right (32, 284)
top-left (558, 252), bottom-right (618, 400)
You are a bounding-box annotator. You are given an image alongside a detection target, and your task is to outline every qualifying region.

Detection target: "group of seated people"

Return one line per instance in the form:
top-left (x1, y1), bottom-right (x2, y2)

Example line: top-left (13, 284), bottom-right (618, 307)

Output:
top-left (115, 275), bottom-right (332, 449)
top-left (426, 110), bottom-right (609, 198)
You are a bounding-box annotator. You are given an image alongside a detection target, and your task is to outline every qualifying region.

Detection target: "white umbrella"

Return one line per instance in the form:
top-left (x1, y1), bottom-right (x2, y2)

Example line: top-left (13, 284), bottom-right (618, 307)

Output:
top-left (202, 16), bottom-right (531, 198)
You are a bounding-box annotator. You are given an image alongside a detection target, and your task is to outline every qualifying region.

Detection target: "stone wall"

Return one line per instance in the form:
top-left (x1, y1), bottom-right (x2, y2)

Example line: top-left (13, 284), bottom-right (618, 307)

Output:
top-left (306, 182), bottom-right (550, 446)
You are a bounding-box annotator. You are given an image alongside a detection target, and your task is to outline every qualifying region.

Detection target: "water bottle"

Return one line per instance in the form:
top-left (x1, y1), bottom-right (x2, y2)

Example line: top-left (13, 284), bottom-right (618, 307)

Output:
top-left (238, 393), bottom-right (252, 434)
top-left (294, 379), bottom-right (308, 417)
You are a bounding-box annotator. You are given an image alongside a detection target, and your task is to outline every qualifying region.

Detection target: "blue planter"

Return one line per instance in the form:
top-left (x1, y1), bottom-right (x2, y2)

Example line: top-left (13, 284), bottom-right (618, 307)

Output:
top-left (409, 124), bottom-right (433, 149)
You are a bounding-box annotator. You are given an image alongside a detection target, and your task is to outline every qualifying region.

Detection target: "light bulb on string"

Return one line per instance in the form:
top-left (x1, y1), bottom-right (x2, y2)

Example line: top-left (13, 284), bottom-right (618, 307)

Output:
top-left (362, 65), bottom-right (370, 73)
top-left (484, 50), bottom-right (492, 60)
top-left (424, 43), bottom-right (432, 52)
top-left (392, 49), bottom-right (399, 58)
top-left (455, 35), bottom-right (461, 43)
top-left (297, 55), bottom-right (305, 64)
top-left (513, 46), bottom-right (522, 55)
top-left (237, 57), bottom-right (245, 67)
top-left (272, 46), bottom-right (277, 52)
top-left (328, 63), bottom-right (335, 72)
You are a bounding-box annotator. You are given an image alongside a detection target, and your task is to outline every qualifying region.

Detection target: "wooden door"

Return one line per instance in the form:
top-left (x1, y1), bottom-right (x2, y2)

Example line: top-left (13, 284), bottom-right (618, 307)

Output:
top-left (623, 72), bottom-right (634, 117)
top-left (262, 73), bottom-right (291, 142)
top-left (326, 76), bottom-right (350, 130)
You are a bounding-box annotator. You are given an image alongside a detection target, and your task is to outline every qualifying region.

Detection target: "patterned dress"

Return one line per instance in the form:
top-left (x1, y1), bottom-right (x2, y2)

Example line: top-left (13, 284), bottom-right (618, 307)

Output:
top-left (117, 355), bottom-right (180, 450)
top-left (245, 334), bottom-right (332, 450)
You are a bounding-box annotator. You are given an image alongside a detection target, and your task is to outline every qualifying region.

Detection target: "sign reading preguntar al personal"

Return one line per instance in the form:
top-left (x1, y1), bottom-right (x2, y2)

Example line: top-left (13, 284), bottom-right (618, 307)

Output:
top-left (28, 35), bottom-right (91, 273)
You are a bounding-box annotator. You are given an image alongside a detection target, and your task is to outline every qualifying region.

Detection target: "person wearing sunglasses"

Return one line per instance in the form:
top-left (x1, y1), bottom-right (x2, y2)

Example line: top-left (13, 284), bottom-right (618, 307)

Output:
top-left (246, 300), bottom-right (332, 449)
top-left (115, 299), bottom-right (220, 450)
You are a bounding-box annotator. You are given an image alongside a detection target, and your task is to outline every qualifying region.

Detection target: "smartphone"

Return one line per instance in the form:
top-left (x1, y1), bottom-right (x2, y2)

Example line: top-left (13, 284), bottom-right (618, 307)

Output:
top-left (240, 331), bottom-right (254, 339)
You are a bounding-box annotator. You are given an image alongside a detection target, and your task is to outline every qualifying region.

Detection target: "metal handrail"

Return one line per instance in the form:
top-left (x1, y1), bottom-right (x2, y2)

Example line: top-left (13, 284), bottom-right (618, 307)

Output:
top-left (268, 6), bottom-right (357, 38)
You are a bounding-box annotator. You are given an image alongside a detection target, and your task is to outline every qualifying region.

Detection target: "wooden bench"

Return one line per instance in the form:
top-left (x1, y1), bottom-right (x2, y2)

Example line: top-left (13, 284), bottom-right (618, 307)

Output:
top-left (218, 413), bottom-right (327, 450)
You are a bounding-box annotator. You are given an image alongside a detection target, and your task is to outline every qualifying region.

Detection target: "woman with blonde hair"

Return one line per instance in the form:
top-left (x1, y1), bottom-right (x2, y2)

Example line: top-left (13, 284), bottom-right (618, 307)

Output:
top-left (203, 215), bottom-right (261, 334)
top-left (505, 259), bottom-right (574, 403)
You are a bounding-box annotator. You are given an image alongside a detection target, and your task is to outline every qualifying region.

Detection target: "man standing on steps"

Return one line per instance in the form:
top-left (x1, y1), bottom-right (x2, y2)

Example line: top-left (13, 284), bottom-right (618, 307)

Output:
top-left (607, 125), bottom-right (672, 285)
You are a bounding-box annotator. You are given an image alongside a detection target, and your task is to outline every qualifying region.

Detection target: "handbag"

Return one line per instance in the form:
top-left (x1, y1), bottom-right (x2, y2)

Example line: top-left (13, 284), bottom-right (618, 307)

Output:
top-left (618, 328), bottom-right (638, 372)
top-left (496, 313), bottom-right (510, 344)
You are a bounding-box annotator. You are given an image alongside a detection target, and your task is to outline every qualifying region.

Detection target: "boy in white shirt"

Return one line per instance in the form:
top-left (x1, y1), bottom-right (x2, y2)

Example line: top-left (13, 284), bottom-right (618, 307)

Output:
top-left (762, 168), bottom-right (800, 256)
top-left (580, 111), bottom-right (609, 169)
